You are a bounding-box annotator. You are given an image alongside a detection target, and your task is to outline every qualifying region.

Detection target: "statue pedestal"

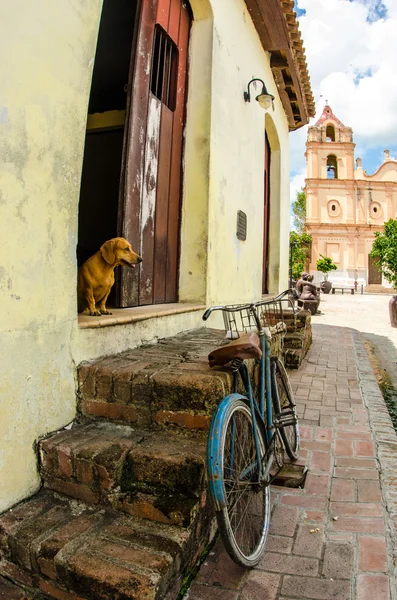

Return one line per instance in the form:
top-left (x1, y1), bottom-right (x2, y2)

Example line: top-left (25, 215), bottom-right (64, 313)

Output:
top-left (298, 298), bottom-right (320, 315)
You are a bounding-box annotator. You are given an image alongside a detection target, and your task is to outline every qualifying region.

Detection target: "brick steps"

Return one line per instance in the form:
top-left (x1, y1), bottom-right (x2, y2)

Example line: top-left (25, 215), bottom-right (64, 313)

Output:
top-left (78, 329), bottom-right (232, 431)
top-left (39, 422), bottom-right (206, 526)
top-left (0, 490), bottom-right (204, 600)
top-left (0, 327), bottom-right (274, 599)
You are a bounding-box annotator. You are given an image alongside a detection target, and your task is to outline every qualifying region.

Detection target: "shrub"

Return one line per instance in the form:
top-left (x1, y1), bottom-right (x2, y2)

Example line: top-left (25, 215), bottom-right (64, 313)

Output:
top-left (316, 255), bottom-right (337, 280)
top-left (370, 218), bottom-right (397, 289)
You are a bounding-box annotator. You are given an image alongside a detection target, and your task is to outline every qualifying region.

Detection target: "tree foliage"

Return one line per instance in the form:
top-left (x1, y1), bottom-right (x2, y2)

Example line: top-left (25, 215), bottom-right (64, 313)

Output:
top-left (316, 255), bottom-right (338, 279)
top-left (292, 188), bottom-right (306, 234)
top-left (290, 231), bottom-right (312, 281)
top-left (370, 218), bottom-right (397, 289)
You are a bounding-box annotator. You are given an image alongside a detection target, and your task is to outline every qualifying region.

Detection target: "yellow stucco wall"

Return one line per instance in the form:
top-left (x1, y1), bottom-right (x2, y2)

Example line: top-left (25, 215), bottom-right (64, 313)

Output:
top-left (0, 0), bottom-right (291, 512)
top-left (203, 0), bottom-right (290, 306)
top-left (0, 1), bottom-right (104, 511)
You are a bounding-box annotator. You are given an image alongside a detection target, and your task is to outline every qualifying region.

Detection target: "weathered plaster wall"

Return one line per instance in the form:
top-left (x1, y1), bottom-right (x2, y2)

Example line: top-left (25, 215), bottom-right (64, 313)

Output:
top-left (179, 1), bottom-right (213, 304)
top-left (181, 0), bottom-right (290, 308)
top-left (0, 0), bottom-right (291, 512)
top-left (0, 0), bottom-right (103, 512)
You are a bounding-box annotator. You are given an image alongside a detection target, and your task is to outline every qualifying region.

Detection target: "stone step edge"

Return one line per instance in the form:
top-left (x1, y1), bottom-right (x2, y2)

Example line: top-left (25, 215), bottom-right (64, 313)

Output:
top-left (0, 490), bottom-right (215, 600)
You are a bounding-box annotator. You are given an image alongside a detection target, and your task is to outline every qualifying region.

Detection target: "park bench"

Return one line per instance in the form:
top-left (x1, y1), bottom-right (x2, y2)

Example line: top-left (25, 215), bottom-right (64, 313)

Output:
top-left (331, 284), bottom-right (363, 295)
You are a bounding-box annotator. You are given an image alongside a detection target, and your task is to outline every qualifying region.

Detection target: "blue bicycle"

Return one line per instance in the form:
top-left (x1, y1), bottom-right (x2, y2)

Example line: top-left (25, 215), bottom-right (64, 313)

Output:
top-left (202, 290), bottom-right (300, 567)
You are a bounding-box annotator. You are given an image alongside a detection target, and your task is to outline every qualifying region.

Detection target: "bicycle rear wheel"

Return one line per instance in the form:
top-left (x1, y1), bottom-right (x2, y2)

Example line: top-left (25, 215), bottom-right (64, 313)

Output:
top-left (208, 396), bottom-right (270, 567)
top-left (271, 357), bottom-right (300, 460)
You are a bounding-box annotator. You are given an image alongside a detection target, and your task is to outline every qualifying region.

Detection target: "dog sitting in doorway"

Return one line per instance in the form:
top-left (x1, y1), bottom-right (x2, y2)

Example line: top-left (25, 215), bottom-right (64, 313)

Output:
top-left (78, 237), bottom-right (142, 316)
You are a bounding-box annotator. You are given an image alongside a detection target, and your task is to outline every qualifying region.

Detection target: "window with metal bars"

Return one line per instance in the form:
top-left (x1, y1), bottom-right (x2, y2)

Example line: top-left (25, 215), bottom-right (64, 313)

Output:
top-left (150, 25), bottom-right (178, 111)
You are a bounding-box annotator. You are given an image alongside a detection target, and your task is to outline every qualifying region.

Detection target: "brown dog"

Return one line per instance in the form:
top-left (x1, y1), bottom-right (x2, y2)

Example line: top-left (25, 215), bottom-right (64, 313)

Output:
top-left (78, 238), bottom-right (142, 316)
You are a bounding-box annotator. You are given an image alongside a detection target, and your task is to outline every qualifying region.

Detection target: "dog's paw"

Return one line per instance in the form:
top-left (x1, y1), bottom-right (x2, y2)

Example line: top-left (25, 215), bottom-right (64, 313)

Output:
top-left (100, 309), bottom-right (113, 315)
top-left (89, 310), bottom-right (102, 316)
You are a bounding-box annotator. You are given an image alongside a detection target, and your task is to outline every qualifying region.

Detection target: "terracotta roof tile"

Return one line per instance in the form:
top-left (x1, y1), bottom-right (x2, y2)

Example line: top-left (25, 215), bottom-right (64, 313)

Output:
top-left (280, 0), bottom-right (315, 119)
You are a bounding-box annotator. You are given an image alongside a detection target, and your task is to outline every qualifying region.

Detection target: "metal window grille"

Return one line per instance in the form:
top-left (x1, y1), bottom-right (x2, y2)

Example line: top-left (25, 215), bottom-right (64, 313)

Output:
top-left (150, 25), bottom-right (178, 111)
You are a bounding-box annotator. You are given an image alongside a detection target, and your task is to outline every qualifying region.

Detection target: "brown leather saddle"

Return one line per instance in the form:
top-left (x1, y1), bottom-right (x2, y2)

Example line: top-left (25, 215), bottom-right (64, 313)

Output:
top-left (208, 332), bottom-right (262, 367)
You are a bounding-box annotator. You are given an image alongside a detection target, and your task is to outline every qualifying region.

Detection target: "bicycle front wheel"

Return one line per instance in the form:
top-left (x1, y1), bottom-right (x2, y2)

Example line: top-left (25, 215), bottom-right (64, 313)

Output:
top-left (271, 357), bottom-right (300, 460)
top-left (210, 397), bottom-right (270, 567)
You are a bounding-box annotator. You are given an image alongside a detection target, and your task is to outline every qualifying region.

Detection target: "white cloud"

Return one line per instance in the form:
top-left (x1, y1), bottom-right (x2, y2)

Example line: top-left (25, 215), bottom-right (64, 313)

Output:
top-left (290, 0), bottom-right (397, 175)
top-left (290, 170), bottom-right (306, 204)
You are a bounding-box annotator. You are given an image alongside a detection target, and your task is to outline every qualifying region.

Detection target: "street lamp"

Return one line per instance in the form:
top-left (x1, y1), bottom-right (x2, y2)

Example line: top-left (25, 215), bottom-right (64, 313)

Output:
top-left (244, 78), bottom-right (275, 110)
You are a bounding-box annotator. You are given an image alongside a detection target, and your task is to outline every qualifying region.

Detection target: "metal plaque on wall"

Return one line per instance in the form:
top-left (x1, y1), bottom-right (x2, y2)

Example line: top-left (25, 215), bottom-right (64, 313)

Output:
top-left (236, 210), bottom-right (247, 241)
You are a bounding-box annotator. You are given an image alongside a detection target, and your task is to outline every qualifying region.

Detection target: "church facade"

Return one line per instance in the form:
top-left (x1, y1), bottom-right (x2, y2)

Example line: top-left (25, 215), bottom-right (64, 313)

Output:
top-left (305, 105), bottom-right (397, 291)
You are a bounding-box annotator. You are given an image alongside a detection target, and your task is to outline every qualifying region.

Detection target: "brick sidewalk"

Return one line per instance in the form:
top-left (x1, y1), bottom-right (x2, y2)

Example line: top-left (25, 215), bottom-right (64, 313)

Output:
top-left (185, 324), bottom-right (396, 600)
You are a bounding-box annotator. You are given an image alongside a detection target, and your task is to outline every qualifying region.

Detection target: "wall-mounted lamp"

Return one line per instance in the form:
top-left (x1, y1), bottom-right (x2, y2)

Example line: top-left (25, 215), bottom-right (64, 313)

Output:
top-left (244, 78), bottom-right (274, 110)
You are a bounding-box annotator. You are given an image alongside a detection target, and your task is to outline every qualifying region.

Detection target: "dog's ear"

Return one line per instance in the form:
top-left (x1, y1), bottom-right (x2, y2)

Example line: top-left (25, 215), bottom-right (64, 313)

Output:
top-left (100, 240), bottom-right (116, 265)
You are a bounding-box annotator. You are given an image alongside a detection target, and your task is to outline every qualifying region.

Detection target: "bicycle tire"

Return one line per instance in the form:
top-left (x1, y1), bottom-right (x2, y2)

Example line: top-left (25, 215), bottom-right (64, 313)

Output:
top-left (208, 397), bottom-right (270, 567)
top-left (271, 357), bottom-right (300, 460)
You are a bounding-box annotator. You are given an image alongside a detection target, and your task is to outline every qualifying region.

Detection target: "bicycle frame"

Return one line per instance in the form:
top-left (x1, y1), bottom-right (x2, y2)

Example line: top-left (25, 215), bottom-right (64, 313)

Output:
top-left (204, 289), bottom-right (296, 510)
top-left (236, 334), bottom-right (275, 475)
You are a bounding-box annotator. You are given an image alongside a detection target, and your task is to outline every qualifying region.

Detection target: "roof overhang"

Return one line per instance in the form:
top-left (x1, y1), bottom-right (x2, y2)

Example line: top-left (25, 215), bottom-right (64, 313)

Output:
top-left (244, 0), bottom-right (315, 131)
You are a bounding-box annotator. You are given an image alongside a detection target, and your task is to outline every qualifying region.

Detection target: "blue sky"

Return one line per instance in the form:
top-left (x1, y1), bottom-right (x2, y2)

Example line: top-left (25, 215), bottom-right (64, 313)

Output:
top-left (290, 0), bottom-right (397, 199)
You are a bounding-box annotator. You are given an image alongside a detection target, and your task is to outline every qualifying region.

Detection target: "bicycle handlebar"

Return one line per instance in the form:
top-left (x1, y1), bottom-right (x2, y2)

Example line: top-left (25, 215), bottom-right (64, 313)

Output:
top-left (202, 289), bottom-right (297, 321)
top-left (202, 303), bottom-right (255, 321)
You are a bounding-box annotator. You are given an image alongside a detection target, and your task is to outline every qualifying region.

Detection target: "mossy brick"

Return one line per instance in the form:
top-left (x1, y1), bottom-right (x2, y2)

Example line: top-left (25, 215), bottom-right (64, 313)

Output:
top-left (124, 433), bottom-right (205, 496)
top-left (8, 505), bottom-right (70, 571)
top-left (79, 398), bottom-right (141, 424)
top-left (35, 513), bottom-right (99, 579)
top-left (37, 513), bottom-right (97, 561)
top-left (117, 491), bottom-right (199, 527)
top-left (154, 410), bottom-right (211, 430)
top-left (151, 370), bottom-right (231, 412)
top-left (284, 350), bottom-right (302, 369)
top-left (0, 492), bottom-right (59, 554)
top-left (0, 560), bottom-right (34, 589)
top-left (77, 362), bottom-right (96, 398)
top-left (102, 516), bottom-right (188, 557)
top-left (112, 360), bottom-right (155, 404)
top-left (129, 363), bottom-right (171, 402)
top-left (42, 423), bottom-right (143, 498)
top-left (89, 537), bottom-right (173, 575)
top-left (39, 578), bottom-right (87, 600)
top-left (44, 479), bottom-right (100, 505)
top-left (93, 443), bottom-right (134, 492)
top-left (0, 575), bottom-right (32, 599)
top-left (93, 356), bottom-right (129, 401)
top-left (59, 552), bottom-right (159, 600)
top-left (40, 425), bottom-right (100, 480)
top-left (284, 334), bottom-right (305, 350)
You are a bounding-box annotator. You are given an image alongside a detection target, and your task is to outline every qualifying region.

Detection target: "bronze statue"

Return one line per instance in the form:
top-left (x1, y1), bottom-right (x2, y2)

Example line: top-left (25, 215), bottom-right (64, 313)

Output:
top-left (295, 272), bottom-right (309, 296)
top-left (296, 273), bottom-right (320, 315)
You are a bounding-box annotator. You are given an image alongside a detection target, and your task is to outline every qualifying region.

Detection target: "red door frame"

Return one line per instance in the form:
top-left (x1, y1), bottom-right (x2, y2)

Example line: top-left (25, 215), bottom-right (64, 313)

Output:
top-left (118, 0), bottom-right (191, 306)
top-left (262, 133), bottom-right (271, 294)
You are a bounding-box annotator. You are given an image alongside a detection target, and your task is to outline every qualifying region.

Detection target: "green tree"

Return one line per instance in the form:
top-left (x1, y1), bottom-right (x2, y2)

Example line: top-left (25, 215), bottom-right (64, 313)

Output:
top-left (290, 231), bottom-right (312, 281)
top-left (292, 188), bottom-right (306, 234)
top-left (316, 255), bottom-right (338, 280)
top-left (370, 218), bottom-right (397, 288)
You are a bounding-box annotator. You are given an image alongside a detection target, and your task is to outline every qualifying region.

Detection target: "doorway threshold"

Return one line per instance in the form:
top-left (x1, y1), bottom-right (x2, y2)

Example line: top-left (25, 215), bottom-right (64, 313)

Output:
top-left (78, 303), bottom-right (205, 329)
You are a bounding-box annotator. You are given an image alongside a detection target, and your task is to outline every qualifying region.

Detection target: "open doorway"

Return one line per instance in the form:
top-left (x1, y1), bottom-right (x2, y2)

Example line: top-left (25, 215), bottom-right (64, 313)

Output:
top-left (78, 0), bottom-right (191, 310)
top-left (77, 0), bottom-right (139, 306)
top-left (262, 133), bottom-right (271, 294)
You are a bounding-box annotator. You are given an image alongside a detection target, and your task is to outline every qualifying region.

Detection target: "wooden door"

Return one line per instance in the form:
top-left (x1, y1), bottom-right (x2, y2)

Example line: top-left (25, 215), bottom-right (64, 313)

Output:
top-left (118, 0), bottom-right (191, 306)
top-left (262, 134), bottom-right (271, 294)
top-left (368, 255), bottom-right (382, 284)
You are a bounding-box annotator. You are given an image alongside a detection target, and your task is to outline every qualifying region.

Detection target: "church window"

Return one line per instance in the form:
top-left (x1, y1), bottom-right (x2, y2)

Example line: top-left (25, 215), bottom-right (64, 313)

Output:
top-left (327, 199), bottom-right (341, 217)
top-left (370, 202), bottom-right (382, 219)
top-left (326, 155), bottom-right (338, 179)
top-left (326, 125), bottom-right (335, 142)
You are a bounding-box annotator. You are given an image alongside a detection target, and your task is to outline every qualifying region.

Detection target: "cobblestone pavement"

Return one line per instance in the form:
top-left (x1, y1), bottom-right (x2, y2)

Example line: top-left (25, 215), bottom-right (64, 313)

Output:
top-left (185, 298), bottom-right (397, 600)
top-left (315, 293), bottom-right (397, 389)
